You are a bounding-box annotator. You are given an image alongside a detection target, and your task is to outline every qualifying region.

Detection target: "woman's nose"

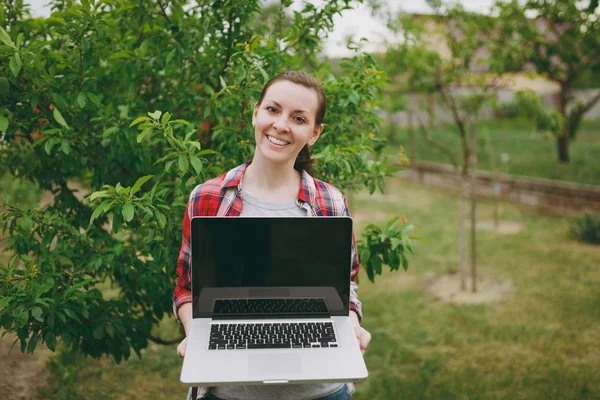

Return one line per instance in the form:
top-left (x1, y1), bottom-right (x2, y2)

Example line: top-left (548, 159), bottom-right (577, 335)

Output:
top-left (272, 115), bottom-right (290, 132)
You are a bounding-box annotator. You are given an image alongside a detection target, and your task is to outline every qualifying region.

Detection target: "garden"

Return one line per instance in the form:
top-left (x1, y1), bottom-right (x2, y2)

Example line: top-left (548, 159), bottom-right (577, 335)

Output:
top-left (1, 1), bottom-right (600, 399)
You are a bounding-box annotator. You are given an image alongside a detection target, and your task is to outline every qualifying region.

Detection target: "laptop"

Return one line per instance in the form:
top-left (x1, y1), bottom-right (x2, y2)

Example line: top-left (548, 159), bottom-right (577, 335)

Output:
top-left (180, 216), bottom-right (369, 386)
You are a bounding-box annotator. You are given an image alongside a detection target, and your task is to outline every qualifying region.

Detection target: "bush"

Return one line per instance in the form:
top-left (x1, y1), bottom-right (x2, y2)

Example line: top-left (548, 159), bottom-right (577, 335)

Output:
top-left (0, 0), bottom-right (416, 362)
top-left (570, 211), bottom-right (600, 244)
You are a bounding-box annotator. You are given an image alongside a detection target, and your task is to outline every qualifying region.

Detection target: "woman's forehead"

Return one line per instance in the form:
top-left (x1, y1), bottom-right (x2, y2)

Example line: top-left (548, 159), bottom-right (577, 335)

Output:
top-left (263, 81), bottom-right (319, 114)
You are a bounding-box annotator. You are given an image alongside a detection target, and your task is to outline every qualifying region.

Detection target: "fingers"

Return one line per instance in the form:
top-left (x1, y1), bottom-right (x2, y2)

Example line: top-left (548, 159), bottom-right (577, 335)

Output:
top-left (360, 329), bottom-right (372, 355)
top-left (354, 327), bottom-right (371, 356)
top-left (177, 337), bottom-right (188, 358)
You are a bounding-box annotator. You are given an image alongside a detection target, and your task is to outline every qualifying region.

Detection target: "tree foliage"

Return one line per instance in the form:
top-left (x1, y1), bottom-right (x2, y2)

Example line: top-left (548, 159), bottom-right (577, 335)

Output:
top-left (0, 0), bottom-right (415, 361)
top-left (495, 0), bottom-right (600, 162)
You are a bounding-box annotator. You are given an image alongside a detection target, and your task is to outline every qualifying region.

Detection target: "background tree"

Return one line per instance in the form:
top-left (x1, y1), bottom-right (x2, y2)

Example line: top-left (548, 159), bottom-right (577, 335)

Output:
top-left (376, 2), bottom-right (510, 291)
top-left (495, 0), bottom-right (600, 163)
top-left (0, 0), bottom-right (415, 362)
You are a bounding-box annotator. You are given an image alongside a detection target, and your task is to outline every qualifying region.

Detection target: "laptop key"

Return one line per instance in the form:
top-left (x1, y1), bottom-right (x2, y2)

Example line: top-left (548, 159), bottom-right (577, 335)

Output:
top-left (226, 344), bottom-right (235, 350)
top-left (217, 344), bottom-right (226, 350)
top-left (208, 343), bottom-right (217, 350)
top-left (330, 344), bottom-right (338, 347)
top-left (247, 343), bottom-right (291, 349)
top-left (236, 344), bottom-right (247, 349)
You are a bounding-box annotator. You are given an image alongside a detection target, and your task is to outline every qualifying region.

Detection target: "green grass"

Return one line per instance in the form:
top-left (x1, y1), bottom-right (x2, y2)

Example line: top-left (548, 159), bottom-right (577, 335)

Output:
top-left (388, 118), bottom-right (600, 186)
top-left (38, 178), bottom-right (600, 399)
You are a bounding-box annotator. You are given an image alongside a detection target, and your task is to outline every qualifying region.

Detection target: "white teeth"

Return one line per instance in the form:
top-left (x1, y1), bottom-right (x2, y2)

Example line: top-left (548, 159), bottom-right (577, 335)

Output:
top-left (267, 135), bottom-right (290, 146)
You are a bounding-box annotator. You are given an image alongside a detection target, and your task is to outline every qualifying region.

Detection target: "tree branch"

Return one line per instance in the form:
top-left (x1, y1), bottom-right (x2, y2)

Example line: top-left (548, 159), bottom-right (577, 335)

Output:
top-left (149, 334), bottom-right (184, 345)
top-left (157, 0), bottom-right (172, 25)
top-left (415, 113), bottom-right (459, 171)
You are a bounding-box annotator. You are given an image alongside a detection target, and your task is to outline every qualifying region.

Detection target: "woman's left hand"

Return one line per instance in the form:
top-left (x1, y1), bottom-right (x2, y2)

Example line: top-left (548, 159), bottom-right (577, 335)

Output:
top-left (350, 311), bottom-right (371, 356)
top-left (353, 326), bottom-right (372, 356)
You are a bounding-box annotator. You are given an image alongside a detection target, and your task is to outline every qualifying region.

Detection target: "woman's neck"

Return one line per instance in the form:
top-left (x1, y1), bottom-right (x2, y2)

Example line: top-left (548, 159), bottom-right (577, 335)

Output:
top-left (242, 156), bottom-right (301, 202)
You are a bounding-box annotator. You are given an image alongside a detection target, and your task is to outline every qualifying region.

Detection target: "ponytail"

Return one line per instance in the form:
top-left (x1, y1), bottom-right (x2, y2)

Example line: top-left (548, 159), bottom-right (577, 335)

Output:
top-left (294, 144), bottom-right (314, 176)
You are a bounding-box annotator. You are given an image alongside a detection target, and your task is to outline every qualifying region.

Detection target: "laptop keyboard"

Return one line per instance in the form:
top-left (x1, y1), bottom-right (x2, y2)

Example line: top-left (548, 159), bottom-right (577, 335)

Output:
top-left (208, 322), bottom-right (338, 350)
top-left (213, 298), bottom-right (328, 316)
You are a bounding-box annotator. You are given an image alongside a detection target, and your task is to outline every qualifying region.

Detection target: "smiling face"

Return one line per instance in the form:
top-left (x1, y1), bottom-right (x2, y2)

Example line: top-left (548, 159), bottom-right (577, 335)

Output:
top-left (252, 80), bottom-right (323, 167)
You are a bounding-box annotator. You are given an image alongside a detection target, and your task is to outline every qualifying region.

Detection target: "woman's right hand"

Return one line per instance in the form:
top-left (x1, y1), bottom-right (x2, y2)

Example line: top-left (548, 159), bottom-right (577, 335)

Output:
top-left (177, 337), bottom-right (188, 358)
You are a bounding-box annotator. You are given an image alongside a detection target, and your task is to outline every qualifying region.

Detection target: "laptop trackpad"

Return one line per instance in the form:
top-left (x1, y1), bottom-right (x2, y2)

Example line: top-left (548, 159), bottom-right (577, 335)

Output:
top-left (249, 354), bottom-right (302, 378)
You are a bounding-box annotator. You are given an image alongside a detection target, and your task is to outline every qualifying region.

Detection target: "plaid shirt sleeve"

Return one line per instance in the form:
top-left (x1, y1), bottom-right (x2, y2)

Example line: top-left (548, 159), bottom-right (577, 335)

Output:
top-left (173, 176), bottom-right (230, 322)
top-left (342, 196), bottom-right (363, 323)
top-left (173, 191), bottom-right (194, 322)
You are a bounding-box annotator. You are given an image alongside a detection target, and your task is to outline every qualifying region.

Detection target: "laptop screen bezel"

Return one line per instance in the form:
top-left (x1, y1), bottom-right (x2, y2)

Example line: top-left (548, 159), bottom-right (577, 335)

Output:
top-left (190, 216), bottom-right (353, 319)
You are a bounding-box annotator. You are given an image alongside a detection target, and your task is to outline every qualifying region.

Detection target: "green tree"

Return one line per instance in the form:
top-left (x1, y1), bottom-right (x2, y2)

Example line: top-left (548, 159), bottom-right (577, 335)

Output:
top-left (495, 0), bottom-right (600, 163)
top-left (377, 2), bottom-right (509, 291)
top-left (0, 0), bottom-right (415, 361)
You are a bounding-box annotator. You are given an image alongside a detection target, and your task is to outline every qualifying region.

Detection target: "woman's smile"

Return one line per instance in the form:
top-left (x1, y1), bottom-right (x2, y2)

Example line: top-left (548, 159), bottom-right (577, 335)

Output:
top-left (266, 134), bottom-right (291, 146)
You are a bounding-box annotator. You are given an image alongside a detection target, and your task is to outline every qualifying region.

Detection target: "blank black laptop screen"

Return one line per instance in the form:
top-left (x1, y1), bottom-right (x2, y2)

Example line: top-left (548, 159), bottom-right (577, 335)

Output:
top-left (190, 217), bottom-right (352, 318)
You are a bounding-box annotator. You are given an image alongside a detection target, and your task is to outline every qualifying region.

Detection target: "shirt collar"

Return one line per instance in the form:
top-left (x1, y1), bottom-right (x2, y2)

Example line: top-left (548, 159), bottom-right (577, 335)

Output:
top-left (222, 161), bottom-right (315, 205)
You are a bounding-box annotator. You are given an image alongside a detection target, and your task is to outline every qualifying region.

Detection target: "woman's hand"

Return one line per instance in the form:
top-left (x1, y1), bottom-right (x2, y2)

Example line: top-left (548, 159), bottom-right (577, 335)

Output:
top-left (177, 336), bottom-right (188, 358)
top-left (350, 311), bottom-right (371, 356)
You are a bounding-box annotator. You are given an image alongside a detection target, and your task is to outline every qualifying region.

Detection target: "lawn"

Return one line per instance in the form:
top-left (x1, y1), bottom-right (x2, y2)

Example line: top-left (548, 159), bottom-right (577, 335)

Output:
top-left (33, 178), bottom-right (600, 400)
top-left (387, 117), bottom-right (600, 186)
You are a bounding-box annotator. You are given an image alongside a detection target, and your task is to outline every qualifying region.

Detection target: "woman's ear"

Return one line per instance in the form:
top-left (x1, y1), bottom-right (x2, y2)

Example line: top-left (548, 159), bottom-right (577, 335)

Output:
top-left (252, 102), bottom-right (259, 127)
top-left (309, 124), bottom-right (324, 146)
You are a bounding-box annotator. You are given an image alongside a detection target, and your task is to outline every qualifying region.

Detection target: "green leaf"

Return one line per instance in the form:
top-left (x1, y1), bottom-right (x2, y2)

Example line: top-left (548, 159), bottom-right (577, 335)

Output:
top-left (130, 116), bottom-right (151, 127)
top-left (166, 48), bottom-right (176, 64)
top-left (0, 26), bottom-right (15, 48)
top-left (45, 332), bottom-right (56, 352)
top-left (105, 325), bottom-right (114, 338)
top-left (86, 92), bottom-right (101, 107)
top-left (19, 214), bottom-right (33, 231)
top-left (359, 247), bottom-right (371, 262)
top-left (137, 128), bottom-right (152, 143)
top-left (219, 76), bottom-right (227, 89)
top-left (0, 116), bottom-right (8, 132)
top-left (66, 278), bottom-right (93, 295)
top-left (155, 211), bottom-right (166, 228)
top-left (349, 90), bottom-right (360, 105)
top-left (93, 324), bottom-right (104, 340)
top-left (172, 119), bottom-right (190, 125)
top-left (89, 203), bottom-right (105, 226)
top-left (148, 110), bottom-right (162, 120)
top-left (178, 155), bottom-right (189, 174)
top-left (63, 308), bottom-right (79, 321)
top-left (61, 140), bottom-right (71, 155)
top-left (9, 53), bottom-right (21, 77)
top-left (130, 175), bottom-right (153, 196)
top-left (190, 156), bottom-right (203, 175)
top-left (0, 296), bottom-right (13, 309)
top-left (88, 190), bottom-right (109, 201)
top-left (122, 202), bottom-right (134, 222)
top-left (57, 256), bottom-right (73, 266)
top-left (44, 138), bottom-right (60, 154)
top-left (31, 307), bottom-right (43, 322)
top-left (77, 92), bottom-right (87, 108)
top-left (27, 331), bottom-right (39, 354)
top-left (53, 108), bottom-right (68, 128)
top-left (372, 256), bottom-right (383, 275)
top-left (161, 111), bottom-right (171, 125)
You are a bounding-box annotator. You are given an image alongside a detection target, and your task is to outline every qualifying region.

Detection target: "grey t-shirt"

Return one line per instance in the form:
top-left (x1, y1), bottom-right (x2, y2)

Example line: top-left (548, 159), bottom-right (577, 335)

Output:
top-left (211, 191), bottom-right (344, 400)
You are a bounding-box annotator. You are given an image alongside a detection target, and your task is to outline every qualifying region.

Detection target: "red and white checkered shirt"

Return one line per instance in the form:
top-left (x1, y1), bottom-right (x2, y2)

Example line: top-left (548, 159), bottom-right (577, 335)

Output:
top-left (173, 161), bottom-right (363, 322)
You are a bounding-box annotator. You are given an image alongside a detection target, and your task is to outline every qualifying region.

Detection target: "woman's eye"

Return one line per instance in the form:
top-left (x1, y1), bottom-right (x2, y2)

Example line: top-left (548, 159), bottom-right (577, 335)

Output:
top-left (266, 106), bottom-right (277, 113)
top-left (295, 116), bottom-right (306, 124)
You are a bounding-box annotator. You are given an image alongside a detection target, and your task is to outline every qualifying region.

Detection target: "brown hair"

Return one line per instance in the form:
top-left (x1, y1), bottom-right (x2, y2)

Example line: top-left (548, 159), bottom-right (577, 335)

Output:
top-left (256, 71), bottom-right (326, 176)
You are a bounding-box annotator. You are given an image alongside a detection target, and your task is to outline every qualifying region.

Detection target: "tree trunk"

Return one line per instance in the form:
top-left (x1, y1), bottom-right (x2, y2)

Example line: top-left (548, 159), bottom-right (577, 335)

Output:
top-left (469, 121), bottom-right (477, 293)
top-left (557, 134), bottom-right (569, 163)
top-left (459, 174), bottom-right (467, 291)
top-left (557, 82), bottom-right (570, 163)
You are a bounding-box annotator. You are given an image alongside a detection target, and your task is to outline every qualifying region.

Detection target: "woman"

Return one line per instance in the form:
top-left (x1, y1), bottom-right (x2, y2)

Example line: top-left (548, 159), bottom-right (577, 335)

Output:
top-left (174, 71), bottom-right (371, 400)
